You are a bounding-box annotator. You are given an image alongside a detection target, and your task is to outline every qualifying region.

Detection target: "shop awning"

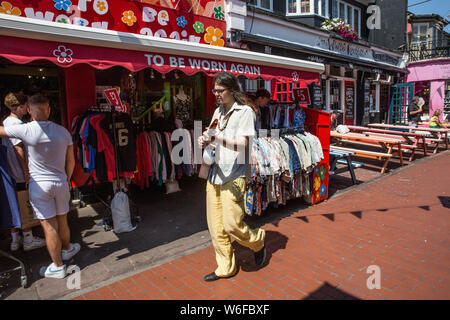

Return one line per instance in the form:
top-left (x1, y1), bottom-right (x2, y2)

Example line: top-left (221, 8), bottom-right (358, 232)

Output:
top-left (0, 15), bottom-right (324, 83)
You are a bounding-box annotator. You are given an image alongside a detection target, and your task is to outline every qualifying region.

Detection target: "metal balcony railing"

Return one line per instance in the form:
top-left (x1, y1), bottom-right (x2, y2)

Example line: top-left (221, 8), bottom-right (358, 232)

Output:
top-left (408, 40), bottom-right (450, 62)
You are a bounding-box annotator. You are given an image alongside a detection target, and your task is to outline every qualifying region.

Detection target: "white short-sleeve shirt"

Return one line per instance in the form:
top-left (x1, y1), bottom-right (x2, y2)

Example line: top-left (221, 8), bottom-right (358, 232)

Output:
top-left (5, 121), bottom-right (73, 183)
top-left (208, 102), bottom-right (256, 185)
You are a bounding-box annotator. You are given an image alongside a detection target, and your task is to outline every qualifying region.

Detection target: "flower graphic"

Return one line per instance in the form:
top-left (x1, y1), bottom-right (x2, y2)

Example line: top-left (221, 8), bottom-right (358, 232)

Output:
top-left (214, 6), bottom-right (225, 20)
top-left (160, 11), bottom-right (167, 19)
top-left (53, 0), bottom-right (72, 12)
top-left (313, 177), bottom-right (321, 191)
top-left (319, 166), bottom-right (327, 180)
top-left (53, 45), bottom-right (73, 64)
top-left (0, 2), bottom-right (21, 16)
top-left (193, 21), bottom-right (204, 34)
top-left (319, 184), bottom-right (327, 197)
top-left (57, 18), bottom-right (69, 24)
top-left (204, 26), bottom-right (224, 47)
top-left (176, 16), bottom-right (187, 28)
top-left (122, 10), bottom-right (137, 27)
top-left (96, 1), bottom-right (106, 12)
top-left (292, 72), bottom-right (299, 82)
top-left (314, 192), bottom-right (321, 202)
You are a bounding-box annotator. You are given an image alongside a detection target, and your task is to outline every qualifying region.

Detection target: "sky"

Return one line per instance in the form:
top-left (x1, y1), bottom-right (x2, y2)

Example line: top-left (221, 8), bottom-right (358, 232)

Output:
top-left (407, 0), bottom-right (450, 32)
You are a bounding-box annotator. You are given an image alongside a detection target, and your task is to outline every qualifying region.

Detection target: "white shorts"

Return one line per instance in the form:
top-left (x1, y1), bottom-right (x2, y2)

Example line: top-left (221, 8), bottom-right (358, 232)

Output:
top-left (29, 181), bottom-right (71, 220)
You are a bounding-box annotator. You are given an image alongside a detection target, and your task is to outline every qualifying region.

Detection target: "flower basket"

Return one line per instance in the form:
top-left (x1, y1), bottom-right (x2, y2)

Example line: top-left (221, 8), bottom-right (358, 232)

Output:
top-left (321, 18), bottom-right (359, 41)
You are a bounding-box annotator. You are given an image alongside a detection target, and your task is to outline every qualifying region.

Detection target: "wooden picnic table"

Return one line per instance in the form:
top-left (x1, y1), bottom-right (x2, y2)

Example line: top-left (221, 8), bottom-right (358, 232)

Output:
top-left (329, 147), bottom-right (359, 185)
top-left (346, 125), bottom-right (428, 161)
top-left (368, 123), bottom-right (449, 150)
top-left (330, 131), bottom-right (405, 173)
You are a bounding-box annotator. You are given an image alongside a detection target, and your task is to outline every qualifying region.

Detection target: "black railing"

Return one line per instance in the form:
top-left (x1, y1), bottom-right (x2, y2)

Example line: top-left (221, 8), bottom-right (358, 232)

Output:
top-left (408, 40), bottom-right (450, 62)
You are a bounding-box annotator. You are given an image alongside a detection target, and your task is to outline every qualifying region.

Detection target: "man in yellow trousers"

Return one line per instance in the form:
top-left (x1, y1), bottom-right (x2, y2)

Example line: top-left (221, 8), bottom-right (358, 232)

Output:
top-left (198, 72), bottom-right (266, 282)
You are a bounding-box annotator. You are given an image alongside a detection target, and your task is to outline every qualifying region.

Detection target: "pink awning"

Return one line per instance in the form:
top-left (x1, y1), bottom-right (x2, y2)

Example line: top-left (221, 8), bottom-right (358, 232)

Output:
top-left (0, 35), bottom-right (320, 83)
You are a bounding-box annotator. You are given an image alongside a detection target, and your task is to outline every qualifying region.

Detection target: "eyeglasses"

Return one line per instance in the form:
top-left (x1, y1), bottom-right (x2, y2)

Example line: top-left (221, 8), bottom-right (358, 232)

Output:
top-left (212, 89), bottom-right (227, 95)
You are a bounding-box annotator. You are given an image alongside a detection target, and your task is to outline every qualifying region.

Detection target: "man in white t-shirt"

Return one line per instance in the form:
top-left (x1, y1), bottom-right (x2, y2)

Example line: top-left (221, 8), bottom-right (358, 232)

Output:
top-left (2, 92), bottom-right (46, 252)
top-left (0, 94), bottom-right (78, 279)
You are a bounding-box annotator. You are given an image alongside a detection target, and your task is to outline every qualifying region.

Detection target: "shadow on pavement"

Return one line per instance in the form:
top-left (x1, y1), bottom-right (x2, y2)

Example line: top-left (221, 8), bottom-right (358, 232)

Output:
top-left (302, 282), bottom-right (360, 300)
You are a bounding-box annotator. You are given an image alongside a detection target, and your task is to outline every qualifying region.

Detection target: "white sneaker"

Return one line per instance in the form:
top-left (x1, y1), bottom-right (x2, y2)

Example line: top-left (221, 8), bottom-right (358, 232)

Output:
top-left (10, 235), bottom-right (23, 251)
top-left (39, 263), bottom-right (67, 279)
top-left (62, 243), bottom-right (81, 261)
top-left (23, 236), bottom-right (46, 251)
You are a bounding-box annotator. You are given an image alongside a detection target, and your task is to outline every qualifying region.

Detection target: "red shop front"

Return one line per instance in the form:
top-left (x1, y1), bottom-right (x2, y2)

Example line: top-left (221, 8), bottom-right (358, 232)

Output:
top-left (0, 14), bottom-right (329, 210)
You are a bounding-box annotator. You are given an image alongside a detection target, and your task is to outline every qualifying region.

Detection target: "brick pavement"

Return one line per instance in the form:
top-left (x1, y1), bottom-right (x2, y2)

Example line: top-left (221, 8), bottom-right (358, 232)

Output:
top-left (74, 151), bottom-right (450, 300)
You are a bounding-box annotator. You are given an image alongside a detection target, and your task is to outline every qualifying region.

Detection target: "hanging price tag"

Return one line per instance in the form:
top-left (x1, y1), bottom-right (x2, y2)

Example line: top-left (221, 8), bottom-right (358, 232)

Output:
top-left (104, 88), bottom-right (125, 112)
top-left (293, 88), bottom-right (311, 105)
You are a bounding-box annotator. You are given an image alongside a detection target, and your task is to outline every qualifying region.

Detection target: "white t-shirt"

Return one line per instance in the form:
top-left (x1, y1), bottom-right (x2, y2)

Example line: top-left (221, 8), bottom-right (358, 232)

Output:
top-left (1, 116), bottom-right (25, 183)
top-left (5, 121), bottom-right (73, 183)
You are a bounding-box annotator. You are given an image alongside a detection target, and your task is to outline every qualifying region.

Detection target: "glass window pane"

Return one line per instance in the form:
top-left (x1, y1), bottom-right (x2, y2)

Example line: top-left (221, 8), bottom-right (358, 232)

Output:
top-left (288, 0), bottom-right (297, 13)
top-left (332, 0), bottom-right (338, 18)
top-left (261, 0), bottom-right (271, 9)
top-left (248, 0), bottom-right (257, 5)
top-left (314, 0), bottom-right (319, 14)
top-left (339, 2), bottom-right (345, 19)
top-left (347, 5), bottom-right (353, 27)
top-left (322, 0), bottom-right (327, 17)
top-left (354, 8), bottom-right (359, 34)
top-left (301, 0), bottom-right (310, 14)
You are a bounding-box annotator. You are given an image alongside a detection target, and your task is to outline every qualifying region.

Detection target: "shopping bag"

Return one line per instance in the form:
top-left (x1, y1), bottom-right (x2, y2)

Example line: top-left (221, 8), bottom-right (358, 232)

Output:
top-left (16, 190), bottom-right (40, 229)
top-left (111, 192), bottom-right (136, 234)
top-left (198, 162), bottom-right (211, 180)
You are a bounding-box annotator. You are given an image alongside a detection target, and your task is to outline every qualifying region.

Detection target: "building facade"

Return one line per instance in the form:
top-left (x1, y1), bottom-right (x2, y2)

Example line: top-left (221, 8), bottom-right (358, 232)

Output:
top-left (406, 13), bottom-right (450, 122)
top-left (226, 0), bottom-right (408, 125)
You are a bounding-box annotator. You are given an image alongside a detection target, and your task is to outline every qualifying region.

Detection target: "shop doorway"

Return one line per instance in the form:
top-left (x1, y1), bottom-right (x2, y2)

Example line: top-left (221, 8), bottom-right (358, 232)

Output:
top-left (0, 60), bottom-right (64, 125)
top-left (388, 83), bottom-right (414, 124)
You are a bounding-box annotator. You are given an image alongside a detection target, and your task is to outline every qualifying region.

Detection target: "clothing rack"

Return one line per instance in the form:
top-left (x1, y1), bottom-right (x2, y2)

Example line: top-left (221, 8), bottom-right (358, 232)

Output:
top-left (80, 105), bottom-right (139, 231)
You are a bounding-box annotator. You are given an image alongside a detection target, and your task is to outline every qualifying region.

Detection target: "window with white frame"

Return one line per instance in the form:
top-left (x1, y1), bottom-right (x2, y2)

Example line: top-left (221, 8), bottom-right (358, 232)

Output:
top-left (248, 0), bottom-right (273, 11)
top-left (332, 0), bottom-right (361, 36)
top-left (287, 0), bottom-right (329, 17)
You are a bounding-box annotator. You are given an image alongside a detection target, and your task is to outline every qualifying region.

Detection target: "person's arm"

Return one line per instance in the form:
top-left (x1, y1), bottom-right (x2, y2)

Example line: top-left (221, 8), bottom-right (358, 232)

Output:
top-left (410, 105), bottom-right (423, 115)
top-left (212, 135), bottom-right (249, 151)
top-left (13, 142), bottom-right (29, 184)
top-left (65, 144), bottom-right (75, 183)
top-left (0, 126), bottom-right (9, 138)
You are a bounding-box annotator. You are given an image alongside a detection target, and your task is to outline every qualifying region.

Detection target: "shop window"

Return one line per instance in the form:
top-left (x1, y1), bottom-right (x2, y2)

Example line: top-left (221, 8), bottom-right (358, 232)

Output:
top-left (287, 0), bottom-right (328, 17)
top-left (273, 80), bottom-right (299, 102)
top-left (344, 67), bottom-right (353, 78)
top-left (369, 83), bottom-right (378, 112)
top-left (444, 80), bottom-right (450, 118)
top-left (248, 0), bottom-right (273, 11)
top-left (244, 78), bottom-right (267, 93)
top-left (329, 79), bottom-right (341, 111)
top-left (329, 65), bottom-right (341, 77)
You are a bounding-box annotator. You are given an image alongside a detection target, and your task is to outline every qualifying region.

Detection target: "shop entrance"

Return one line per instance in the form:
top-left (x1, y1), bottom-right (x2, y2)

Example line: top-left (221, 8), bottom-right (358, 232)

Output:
top-left (0, 60), bottom-right (64, 125)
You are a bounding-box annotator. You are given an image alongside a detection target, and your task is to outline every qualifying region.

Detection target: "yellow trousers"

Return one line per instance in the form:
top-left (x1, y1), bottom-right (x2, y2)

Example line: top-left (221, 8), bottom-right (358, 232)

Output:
top-left (206, 178), bottom-right (266, 277)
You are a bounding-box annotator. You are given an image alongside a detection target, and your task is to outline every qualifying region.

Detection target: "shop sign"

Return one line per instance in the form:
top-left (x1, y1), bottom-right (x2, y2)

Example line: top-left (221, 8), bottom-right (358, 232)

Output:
top-left (308, 82), bottom-right (323, 109)
top-left (0, 0), bottom-right (226, 46)
top-left (104, 88), bottom-right (127, 113)
top-left (144, 53), bottom-right (263, 77)
top-left (293, 88), bottom-right (311, 105)
top-left (345, 83), bottom-right (355, 120)
top-left (372, 52), bottom-right (399, 65)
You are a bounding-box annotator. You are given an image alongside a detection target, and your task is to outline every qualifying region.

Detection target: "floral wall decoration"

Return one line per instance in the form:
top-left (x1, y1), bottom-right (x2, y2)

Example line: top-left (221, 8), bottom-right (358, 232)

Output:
top-left (0, 0), bottom-right (226, 46)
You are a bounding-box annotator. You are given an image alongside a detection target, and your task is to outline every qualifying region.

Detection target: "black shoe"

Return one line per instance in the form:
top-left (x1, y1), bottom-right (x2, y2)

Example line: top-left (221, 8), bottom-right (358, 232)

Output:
top-left (254, 246), bottom-right (267, 267)
top-left (204, 272), bottom-right (220, 282)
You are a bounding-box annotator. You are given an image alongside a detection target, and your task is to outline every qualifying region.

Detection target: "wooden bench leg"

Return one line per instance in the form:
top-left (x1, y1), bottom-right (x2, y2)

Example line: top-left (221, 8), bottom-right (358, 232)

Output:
top-left (398, 143), bottom-right (404, 166)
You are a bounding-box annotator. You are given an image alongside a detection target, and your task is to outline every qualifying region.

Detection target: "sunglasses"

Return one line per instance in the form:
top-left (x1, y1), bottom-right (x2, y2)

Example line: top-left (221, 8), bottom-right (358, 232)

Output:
top-left (211, 89), bottom-right (227, 95)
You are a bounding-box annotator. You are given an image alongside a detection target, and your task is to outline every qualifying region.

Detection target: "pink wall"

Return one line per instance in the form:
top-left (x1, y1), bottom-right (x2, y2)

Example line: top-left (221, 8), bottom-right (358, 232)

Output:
top-left (406, 59), bottom-right (450, 82)
top-left (429, 81), bottom-right (445, 119)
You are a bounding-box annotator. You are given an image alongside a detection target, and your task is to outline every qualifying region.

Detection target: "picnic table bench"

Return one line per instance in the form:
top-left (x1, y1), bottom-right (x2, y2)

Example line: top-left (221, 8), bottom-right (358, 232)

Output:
top-left (346, 125), bottom-right (428, 161)
top-left (368, 123), bottom-right (449, 152)
top-left (330, 131), bottom-right (405, 173)
top-left (329, 147), bottom-right (361, 185)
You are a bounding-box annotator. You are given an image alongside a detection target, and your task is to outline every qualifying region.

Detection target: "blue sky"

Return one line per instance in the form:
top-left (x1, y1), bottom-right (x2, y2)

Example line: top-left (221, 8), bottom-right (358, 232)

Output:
top-left (407, 0), bottom-right (450, 31)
